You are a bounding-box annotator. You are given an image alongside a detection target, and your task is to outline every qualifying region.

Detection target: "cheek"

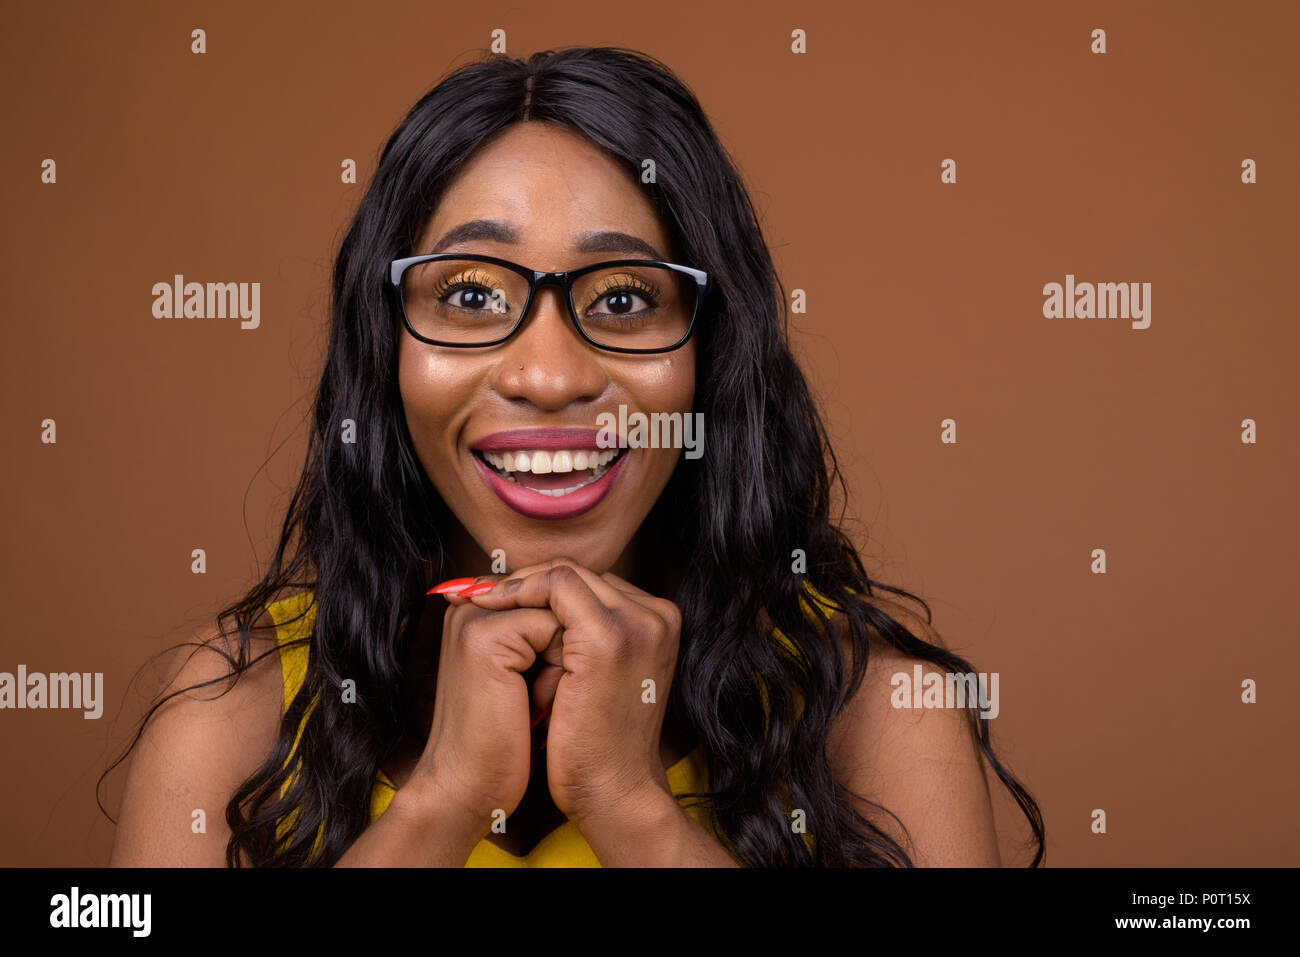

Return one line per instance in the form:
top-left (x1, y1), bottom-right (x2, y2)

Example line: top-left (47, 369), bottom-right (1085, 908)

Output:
top-left (631, 350), bottom-right (696, 411)
top-left (397, 344), bottom-right (438, 447)
top-left (626, 350), bottom-right (697, 478)
top-left (397, 341), bottom-right (478, 465)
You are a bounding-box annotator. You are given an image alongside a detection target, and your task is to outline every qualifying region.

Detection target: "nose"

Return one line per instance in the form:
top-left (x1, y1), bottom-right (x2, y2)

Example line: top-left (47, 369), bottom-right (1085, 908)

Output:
top-left (492, 282), bottom-right (608, 411)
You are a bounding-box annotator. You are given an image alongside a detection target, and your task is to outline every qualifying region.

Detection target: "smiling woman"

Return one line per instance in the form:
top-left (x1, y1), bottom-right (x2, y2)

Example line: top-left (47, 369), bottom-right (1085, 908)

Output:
top-left (104, 46), bottom-right (1044, 868)
top-left (395, 120), bottom-right (699, 567)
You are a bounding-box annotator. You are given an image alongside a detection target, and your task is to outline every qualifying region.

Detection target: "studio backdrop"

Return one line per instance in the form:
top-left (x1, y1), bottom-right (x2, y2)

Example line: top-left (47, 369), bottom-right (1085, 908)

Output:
top-left (1, 0), bottom-right (1295, 867)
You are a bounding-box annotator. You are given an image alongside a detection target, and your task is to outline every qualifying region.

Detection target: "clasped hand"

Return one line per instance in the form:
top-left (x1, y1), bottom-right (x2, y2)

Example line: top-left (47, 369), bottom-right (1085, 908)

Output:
top-left (416, 557), bottom-right (682, 836)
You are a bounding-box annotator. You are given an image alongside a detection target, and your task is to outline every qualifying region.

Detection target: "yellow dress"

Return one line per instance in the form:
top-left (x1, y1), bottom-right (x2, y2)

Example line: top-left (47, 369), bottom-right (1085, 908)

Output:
top-left (265, 589), bottom-right (724, 866)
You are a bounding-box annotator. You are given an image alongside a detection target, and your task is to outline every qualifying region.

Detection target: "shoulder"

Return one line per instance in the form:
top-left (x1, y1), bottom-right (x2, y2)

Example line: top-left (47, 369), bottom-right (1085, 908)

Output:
top-left (109, 602), bottom-right (288, 866)
top-left (823, 592), bottom-right (1001, 866)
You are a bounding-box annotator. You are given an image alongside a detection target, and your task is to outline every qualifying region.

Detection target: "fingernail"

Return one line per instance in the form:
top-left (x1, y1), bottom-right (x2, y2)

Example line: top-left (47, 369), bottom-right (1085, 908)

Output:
top-left (428, 577), bottom-right (477, 595)
top-left (459, 581), bottom-right (496, 597)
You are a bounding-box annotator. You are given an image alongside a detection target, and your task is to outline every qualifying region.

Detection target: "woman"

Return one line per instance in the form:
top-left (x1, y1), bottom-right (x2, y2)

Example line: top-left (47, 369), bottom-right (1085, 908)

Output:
top-left (106, 46), bottom-right (1044, 867)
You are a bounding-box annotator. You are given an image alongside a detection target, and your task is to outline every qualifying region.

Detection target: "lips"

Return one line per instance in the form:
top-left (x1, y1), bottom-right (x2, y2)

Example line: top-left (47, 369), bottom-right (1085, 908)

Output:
top-left (469, 427), bottom-right (629, 520)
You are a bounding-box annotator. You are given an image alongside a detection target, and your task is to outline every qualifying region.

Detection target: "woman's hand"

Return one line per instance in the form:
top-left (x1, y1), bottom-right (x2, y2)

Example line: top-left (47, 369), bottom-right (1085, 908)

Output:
top-left (462, 557), bottom-right (683, 825)
top-left (406, 584), bottom-right (563, 837)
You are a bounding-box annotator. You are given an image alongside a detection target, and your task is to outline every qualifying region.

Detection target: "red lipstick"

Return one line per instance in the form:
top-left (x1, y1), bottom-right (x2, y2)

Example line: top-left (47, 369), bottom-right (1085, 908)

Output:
top-left (468, 427), bottom-right (629, 521)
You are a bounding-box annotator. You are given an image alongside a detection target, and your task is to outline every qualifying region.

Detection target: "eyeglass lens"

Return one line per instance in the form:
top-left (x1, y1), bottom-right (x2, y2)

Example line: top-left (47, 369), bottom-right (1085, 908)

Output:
top-left (401, 259), bottom-right (696, 349)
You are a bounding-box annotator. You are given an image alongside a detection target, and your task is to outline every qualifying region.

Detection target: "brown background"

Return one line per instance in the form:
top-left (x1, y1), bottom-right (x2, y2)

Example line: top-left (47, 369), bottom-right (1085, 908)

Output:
top-left (1, 0), bottom-right (1296, 867)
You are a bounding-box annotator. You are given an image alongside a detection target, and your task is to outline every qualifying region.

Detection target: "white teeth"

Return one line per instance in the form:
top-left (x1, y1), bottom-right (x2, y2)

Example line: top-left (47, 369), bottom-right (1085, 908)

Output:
top-left (478, 446), bottom-right (624, 492)
top-left (528, 484), bottom-right (587, 497)
top-left (480, 448), bottom-right (620, 475)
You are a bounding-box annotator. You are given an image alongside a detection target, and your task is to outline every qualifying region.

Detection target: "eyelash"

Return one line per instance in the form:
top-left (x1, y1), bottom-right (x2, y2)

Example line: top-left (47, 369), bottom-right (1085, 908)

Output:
top-left (587, 275), bottom-right (661, 320)
top-left (428, 269), bottom-right (496, 308)
top-left (427, 271), bottom-right (663, 321)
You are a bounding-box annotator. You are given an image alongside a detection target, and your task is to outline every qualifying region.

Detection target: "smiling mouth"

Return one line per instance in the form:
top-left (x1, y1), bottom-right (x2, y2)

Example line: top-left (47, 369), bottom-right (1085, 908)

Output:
top-left (473, 447), bottom-right (628, 497)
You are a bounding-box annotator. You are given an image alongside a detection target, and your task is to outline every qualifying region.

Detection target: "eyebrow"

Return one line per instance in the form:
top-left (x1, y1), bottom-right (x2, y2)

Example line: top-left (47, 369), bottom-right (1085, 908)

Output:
top-left (429, 219), bottom-right (666, 261)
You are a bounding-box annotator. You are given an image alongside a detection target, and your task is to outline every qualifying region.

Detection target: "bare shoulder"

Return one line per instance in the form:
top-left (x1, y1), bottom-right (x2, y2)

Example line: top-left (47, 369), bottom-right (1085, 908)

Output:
top-left (109, 605), bottom-right (287, 866)
top-left (823, 592), bottom-right (1001, 866)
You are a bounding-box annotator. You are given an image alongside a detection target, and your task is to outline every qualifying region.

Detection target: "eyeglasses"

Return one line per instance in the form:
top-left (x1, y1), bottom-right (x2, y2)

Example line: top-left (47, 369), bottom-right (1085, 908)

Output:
top-left (388, 253), bottom-right (710, 354)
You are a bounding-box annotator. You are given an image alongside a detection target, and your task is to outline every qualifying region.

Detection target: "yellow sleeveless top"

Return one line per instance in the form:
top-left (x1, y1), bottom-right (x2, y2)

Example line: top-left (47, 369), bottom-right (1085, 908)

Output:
top-left (265, 590), bottom-right (724, 866)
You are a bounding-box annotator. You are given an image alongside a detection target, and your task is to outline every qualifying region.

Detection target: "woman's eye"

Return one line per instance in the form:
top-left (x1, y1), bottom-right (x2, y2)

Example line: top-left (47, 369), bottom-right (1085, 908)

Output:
top-left (591, 289), bottom-right (652, 317)
top-left (445, 285), bottom-right (504, 312)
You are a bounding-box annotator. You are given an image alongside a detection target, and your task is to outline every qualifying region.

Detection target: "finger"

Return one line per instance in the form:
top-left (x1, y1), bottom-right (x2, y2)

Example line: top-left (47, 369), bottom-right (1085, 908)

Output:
top-left (594, 570), bottom-right (665, 613)
top-left (531, 662), bottom-right (564, 713)
top-left (447, 604), bottom-right (563, 673)
top-left (481, 556), bottom-right (629, 608)
top-left (465, 563), bottom-right (613, 634)
top-left (595, 570), bottom-right (651, 599)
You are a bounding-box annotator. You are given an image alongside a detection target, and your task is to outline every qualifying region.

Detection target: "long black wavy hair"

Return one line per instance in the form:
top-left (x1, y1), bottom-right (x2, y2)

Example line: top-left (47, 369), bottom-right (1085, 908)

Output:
top-left (102, 46), bottom-right (1044, 867)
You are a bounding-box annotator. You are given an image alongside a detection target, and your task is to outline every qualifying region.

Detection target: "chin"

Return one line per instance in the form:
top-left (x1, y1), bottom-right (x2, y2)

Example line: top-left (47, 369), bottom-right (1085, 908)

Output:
top-left (512, 535), bottom-right (626, 574)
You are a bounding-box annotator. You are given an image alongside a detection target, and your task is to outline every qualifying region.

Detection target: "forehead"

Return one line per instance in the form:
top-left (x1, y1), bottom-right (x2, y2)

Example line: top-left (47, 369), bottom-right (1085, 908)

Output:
top-left (414, 122), bottom-right (674, 260)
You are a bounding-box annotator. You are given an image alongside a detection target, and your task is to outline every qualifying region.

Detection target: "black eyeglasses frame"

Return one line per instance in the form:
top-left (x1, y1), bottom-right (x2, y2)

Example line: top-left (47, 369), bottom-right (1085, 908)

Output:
top-left (387, 252), bottom-right (711, 355)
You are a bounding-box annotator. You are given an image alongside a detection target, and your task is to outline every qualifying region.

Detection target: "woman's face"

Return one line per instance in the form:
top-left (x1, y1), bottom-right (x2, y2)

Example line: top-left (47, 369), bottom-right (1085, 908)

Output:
top-left (398, 121), bottom-right (696, 577)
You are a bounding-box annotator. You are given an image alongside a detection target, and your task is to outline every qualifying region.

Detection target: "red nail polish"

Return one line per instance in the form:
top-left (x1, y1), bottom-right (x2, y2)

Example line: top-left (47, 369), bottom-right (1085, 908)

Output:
top-left (428, 577), bottom-right (477, 594)
top-left (459, 581), bottom-right (496, 597)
